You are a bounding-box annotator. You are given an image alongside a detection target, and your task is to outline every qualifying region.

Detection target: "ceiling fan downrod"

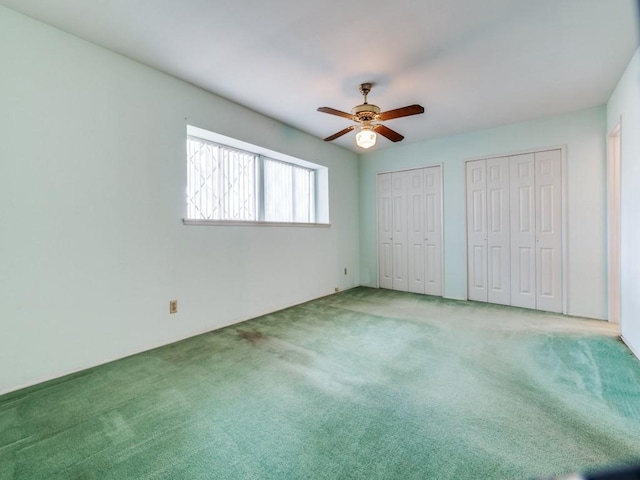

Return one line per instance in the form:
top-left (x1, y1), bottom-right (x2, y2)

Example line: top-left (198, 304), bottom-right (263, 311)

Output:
top-left (359, 83), bottom-right (372, 104)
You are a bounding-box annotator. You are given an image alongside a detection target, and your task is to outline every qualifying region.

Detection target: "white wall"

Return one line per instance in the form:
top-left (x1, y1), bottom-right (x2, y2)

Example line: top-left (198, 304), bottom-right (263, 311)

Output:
top-left (359, 107), bottom-right (608, 320)
top-left (607, 46), bottom-right (640, 357)
top-left (0, 7), bottom-right (360, 395)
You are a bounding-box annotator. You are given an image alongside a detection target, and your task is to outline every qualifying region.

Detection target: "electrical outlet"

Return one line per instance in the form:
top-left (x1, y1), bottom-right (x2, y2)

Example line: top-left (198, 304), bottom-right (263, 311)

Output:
top-left (169, 300), bottom-right (178, 314)
top-left (344, 268), bottom-right (347, 275)
top-left (334, 287), bottom-right (340, 293)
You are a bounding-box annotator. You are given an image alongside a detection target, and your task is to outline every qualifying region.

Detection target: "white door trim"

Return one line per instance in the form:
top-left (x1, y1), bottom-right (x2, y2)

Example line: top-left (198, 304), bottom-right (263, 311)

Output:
top-left (607, 120), bottom-right (622, 324)
top-left (560, 145), bottom-right (568, 315)
top-left (437, 163), bottom-right (445, 298)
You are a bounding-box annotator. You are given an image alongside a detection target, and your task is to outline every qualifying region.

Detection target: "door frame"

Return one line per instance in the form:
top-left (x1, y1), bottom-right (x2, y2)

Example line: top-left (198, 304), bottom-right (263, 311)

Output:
top-left (607, 120), bottom-right (622, 324)
top-left (463, 145), bottom-right (568, 314)
top-left (375, 164), bottom-right (445, 295)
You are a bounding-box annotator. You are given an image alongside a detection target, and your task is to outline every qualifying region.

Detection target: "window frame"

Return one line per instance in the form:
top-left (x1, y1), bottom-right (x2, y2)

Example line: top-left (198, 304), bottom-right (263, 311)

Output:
top-left (184, 125), bottom-right (330, 227)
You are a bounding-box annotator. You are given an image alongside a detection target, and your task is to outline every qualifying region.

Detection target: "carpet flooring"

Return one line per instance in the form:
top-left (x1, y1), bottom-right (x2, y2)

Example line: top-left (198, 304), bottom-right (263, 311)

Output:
top-left (1, 287), bottom-right (639, 479)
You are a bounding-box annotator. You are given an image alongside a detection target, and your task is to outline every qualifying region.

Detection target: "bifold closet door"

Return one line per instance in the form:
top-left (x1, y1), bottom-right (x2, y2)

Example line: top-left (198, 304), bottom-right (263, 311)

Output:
top-left (378, 167), bottom-right (442, 295)
top-left (376, 170), bottom-right (409, 292)
top-left (510, 153), bottom-right (536, 309)
top-left (424, 166), bottom-right (442, 296)
top-left (534, 150), bottom-right (562, 313)
top-left (407, 169), bottom-right (426, 293)
top-left (466, 158), bottom-right (510, 304)
top-left (391, 171), bottom-right (409, 291)
top-left (407, 166), bottom-right (442, 295)
top-left (486, 157), bottom-right (511, 305)
top-left (466, 160), bottom-right (488, 302)
top-left (510, 151), bottom-right (562, 312)
top-left (467, 150), bottom-right (562, 313)
top-left (377, 173), bottom-right (393, 289)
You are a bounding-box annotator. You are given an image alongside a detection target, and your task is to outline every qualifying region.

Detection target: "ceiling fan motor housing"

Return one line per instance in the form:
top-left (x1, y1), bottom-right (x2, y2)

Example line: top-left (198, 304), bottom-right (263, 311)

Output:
top-left (351, 103), bottom-right (381, 122)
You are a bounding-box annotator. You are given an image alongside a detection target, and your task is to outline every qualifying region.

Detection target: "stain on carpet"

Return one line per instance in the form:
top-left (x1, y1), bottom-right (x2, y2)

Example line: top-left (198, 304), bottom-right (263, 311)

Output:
top-left (237, 330), bottom-right (269, 346)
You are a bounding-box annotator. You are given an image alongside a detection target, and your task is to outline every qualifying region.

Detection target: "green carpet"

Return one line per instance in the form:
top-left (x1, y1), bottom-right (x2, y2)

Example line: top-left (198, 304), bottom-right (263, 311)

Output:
top-left (1, 287), bottom-right (639, 479)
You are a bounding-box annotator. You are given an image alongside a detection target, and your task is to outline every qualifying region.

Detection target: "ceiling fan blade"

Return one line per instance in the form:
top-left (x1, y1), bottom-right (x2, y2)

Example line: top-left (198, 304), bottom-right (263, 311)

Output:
top-left (323, 125), bottom-right (357, 141)
top-left (378, 104), bottom-right (425, 121)
top-left (317, 107), bottom-right (354, 120)
top-left (374, 124), bottom-right (404, 142)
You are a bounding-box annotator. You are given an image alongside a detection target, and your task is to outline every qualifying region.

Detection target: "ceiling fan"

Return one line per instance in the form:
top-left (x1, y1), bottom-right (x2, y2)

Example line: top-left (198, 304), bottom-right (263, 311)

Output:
top-left (317, 83), bottom-right (424, 149)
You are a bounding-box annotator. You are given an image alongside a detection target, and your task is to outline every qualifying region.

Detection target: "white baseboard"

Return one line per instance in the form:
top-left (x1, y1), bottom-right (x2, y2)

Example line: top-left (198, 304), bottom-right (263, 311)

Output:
top-left (620, 335), bottom-right (640, 362)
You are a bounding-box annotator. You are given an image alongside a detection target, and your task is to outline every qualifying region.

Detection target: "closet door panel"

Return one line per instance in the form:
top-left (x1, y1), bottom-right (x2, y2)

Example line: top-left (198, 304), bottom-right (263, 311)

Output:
top-left (392, 171), bottom-right (409, 291)
top-left (424, 166), bottom-right (442, 296)
top-left (510, 154), bottom-right (536, 309)
top-left (466, 160), bottom-right (488, 302)
top-left (535, 150), bottom-right (562, 313)
top-left (377, 173), bottom-right (393, 289)
top-left (407, 169), bottom-right (426, 293)
top-left (486, 157), bottom-right (511, 305)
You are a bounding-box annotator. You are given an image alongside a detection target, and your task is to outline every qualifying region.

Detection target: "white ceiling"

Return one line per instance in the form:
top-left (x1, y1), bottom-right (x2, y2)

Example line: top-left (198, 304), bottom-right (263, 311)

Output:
top-left (1, 0), bottom-right (638, 152)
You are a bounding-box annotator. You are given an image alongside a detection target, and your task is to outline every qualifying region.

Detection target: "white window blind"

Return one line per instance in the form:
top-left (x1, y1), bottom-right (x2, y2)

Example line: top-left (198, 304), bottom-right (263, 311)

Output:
top-left (264, 158), bottom-right (316, 223)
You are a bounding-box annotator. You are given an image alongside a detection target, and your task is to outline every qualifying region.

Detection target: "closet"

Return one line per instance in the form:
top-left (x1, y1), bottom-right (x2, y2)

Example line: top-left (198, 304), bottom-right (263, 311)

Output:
top-left (466, 149), bottom-right (563, 313)
top-left (378, 166), bottom-right (443, 296)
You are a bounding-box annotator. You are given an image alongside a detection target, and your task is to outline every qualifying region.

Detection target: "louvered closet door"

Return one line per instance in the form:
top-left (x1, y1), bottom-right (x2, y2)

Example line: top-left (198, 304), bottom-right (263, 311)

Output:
top-left (407, 169), bottom-right (426, 293)
top-left (535, 150), bottom-right (562, 313)
top-left (377, 173), bottom-right (393, 290)
top-left (486, 157), bottom-right (511, 305)
top-left (466, 160), bottom-right (488, 302)
top-left (391, 171), bottom-right (409, 291)
top-left (509, 153), bottom-right (536, 309)
top-left (424, 166), bottom-right (443, 296)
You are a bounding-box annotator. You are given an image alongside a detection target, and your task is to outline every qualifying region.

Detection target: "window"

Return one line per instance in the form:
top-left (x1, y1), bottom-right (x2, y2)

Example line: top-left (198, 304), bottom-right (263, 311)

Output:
top-left (186, 138), bottom-right (258, 221)
top-left (263, 158), bottom-right (315, 223)
top-left (185, 126), bottom-right (328, 225)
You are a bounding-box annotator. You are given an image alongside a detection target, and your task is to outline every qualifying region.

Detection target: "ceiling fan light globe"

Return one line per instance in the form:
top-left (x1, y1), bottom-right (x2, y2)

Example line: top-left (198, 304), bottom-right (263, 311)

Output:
top-left (356, 129), bottom-right (377, 149)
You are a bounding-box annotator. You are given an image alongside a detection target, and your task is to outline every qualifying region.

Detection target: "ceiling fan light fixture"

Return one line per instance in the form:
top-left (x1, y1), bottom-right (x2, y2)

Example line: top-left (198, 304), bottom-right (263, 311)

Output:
top-left (318, 83), bottom-right (423, 146)
top-left (356, 126), bottom-right (377, 149)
